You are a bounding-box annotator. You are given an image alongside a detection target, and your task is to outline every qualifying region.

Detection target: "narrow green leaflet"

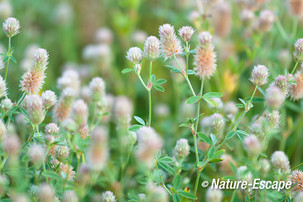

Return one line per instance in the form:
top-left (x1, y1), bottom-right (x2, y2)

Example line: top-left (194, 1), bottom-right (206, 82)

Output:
top-left (121, 68), bottom-right (133, 74)
top-left (134, 116), bottom-right (145, 126)
top-left (177, 191), bottom-right (197, 200)
top-left (154, 85), bottom-right (165, 92)
top-left (185, 96), bottom-right (201, 104)
top-left (197, 132), bottom-right (212, 145)
top-left (203, 92), bottom-right (223, 98)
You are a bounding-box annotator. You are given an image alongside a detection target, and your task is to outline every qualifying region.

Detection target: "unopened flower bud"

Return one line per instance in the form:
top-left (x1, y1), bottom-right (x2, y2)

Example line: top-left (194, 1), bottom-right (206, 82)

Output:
top-left (3, 17), bottom-right (20, 37)
top-left (143, 36), bottom-right (160, 61)
top-left (55, 145), bottom-right (70, 162)
top-left (1, 98), bottom-right (12, 112)
top-left (250, 65), bottom-right (269, 86)
top-left (178, 26), bottom-right (194, 42)
top-left (271, 151), bottom-right (290, 173)
top-left (174, 138), bottom-right (190, 159)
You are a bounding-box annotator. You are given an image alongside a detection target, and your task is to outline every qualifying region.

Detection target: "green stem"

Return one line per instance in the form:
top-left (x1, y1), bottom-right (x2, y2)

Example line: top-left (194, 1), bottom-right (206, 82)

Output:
top-left (193, 79), bottom-right (205, 197)
top-left (4, 37), bottom-right (11, 82)
top-left (148, 62), bottom-right (153, 126)
top-left (275, 18), bottom-right (289, 43)
top-left (137, 74), bottom-right (148, 90)
top-left (291, 62), bottom-right (299, 75)
top-left (185, 42), bottom-right (189, 78)
top-left (173, 54), bottom-right (196, 96)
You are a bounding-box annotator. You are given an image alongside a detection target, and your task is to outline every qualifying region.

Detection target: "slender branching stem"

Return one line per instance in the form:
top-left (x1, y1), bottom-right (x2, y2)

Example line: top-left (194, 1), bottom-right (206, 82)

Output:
top-left (291, 62), bottom-right (299, 75)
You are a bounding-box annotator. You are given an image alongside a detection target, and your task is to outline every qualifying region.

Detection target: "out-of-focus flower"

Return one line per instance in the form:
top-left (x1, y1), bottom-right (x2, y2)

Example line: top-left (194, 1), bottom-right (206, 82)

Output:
top-left (210, 113), bottom-right (225, 136)
top-left (259, 159), bottom-right (271, 176)
top-left (224, 101), bottom-right (238, 118)
top-left (101, 191), bottom-right (116, 202)
top-left (53, 2), bottom-right (74, 25)
top-left (72, 99), bottom-right (88, 125)
top-left (57, 69), bottom-right (80, 94)
top-left (113, 96), bottom-right (133, 124)
top-left (237, 166), bottom-right (252, 183)
top-left (55, 145), bottom-right (70, 162)
top-left (136, 126), bottom-right (163, 168)
top-left (143, 36), bottom-right (160, 61)
top-left (289, 0), bottom-right (303, 16)
top-left (241, 9), bottom-right (254, 24)
top-left (95, 27), bottom-right (113, 44)
top-left (23, 95), bottom-right (45, 125)
top-left (159, 24), bottom-right (182, 59)
top-left (294, 39), bottom-right (303, 61)
top-left (178, 26), bottom-right (194, 42)
top-left (219, 154), bottom-right (236, 174)
top-left (3, 134), bottom-right (20, 156)
top-left (291, 170), bottom-right (303, 192)
top-left (174, 138), bottom-right (190, 159)
top-left (147, 183), bottom-right (168, 202)
top-left (294, 192), bottom-right (303, 202)
top-left (194, 32), bottom-right (217, 79)
top-left (41, 90), bottom-right (57, 109)
top-left (266, 110), bottom-right (280, 128)
top-left (258, 10), bottom-right (275, 32)
top-left (271, 151), bottom-right (291, 173)
top-left (250, 65), bottom-right (269, 86)
top-left (212, 2), bottom-right (231, 37)
top-left (29, 144), bottom-right (45, 166)
top-left (0, 75), bottom-right (7, 98)
top-left (265, 85), bottom-right (285, 109)
top-left (244, 135), bottom-right (261, 157)
top-left (63, 190), bottom-right (78, 202)
top-left (155, 104), bottom-right (170, 118)
top-left (3, 17), bottom-right (20, 37)
top-left (89, 77), bottom-right (106, 103)
top-left (87, 127), bottom-right (108, 171)
top-left (273, 75), bottom-right (289, 96)
top-left (132, 30), bottom-right (147, 44)
top-left (0, 120), bottom-right (6, 141)
top-left (206, 188), bottom-right (223, 202)
top-left (289, 72), bottom-right (303, 100)
top-left (0, 1), bottom-right (12, 19)
top-left (38, 183), bottom-right (55, 202)
top-left (54, 87), bottom-right (76, 122)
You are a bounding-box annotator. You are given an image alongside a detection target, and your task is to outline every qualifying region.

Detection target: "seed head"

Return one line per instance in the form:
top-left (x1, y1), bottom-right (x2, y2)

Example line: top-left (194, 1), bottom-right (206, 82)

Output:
top-left (206, 188), bottom-right (223, 202)
top-left (143, 36), bottom-right (160, 61)
top-left (102, 191), bottom-right (116, 202)
top-left (126, 47), bottom-right (143, 64)
top-left (159, 24), bottom-right (182, 59)
top-left (45, 123), bottom-right (59, 135)
top-left (258, 10), bottom-right (275, 32)
top-left (250, 65), bottom-right (269, 86)
top-left (291, 170), bottom-right (303, 192)
top-left (194, 35), bottom-right (217, 79)
top-left (271, 151), bottom-right (291, 173)
top-left (136, 126), bottom-right (163, 168)
top-left (41, 90), bottom-right (57, 109)
top-left (289, 72), bottom-right (303, 100)
top-left (244, 135), bottom-right (261, 157)
top-left (265, 85), bottom-right (285, 110)
top-left (178, 26), bottom-right (194, 42)
top-left (89, 77), bottom-right (106, 102)
top-left (3, 17), bottom-right (20, 37)
top-left (29, 144), bottom-right (45, 166)
top-left (174, 138), bottom-right (190, 159)
top-left (0, 76), bottom-right (7, 98)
